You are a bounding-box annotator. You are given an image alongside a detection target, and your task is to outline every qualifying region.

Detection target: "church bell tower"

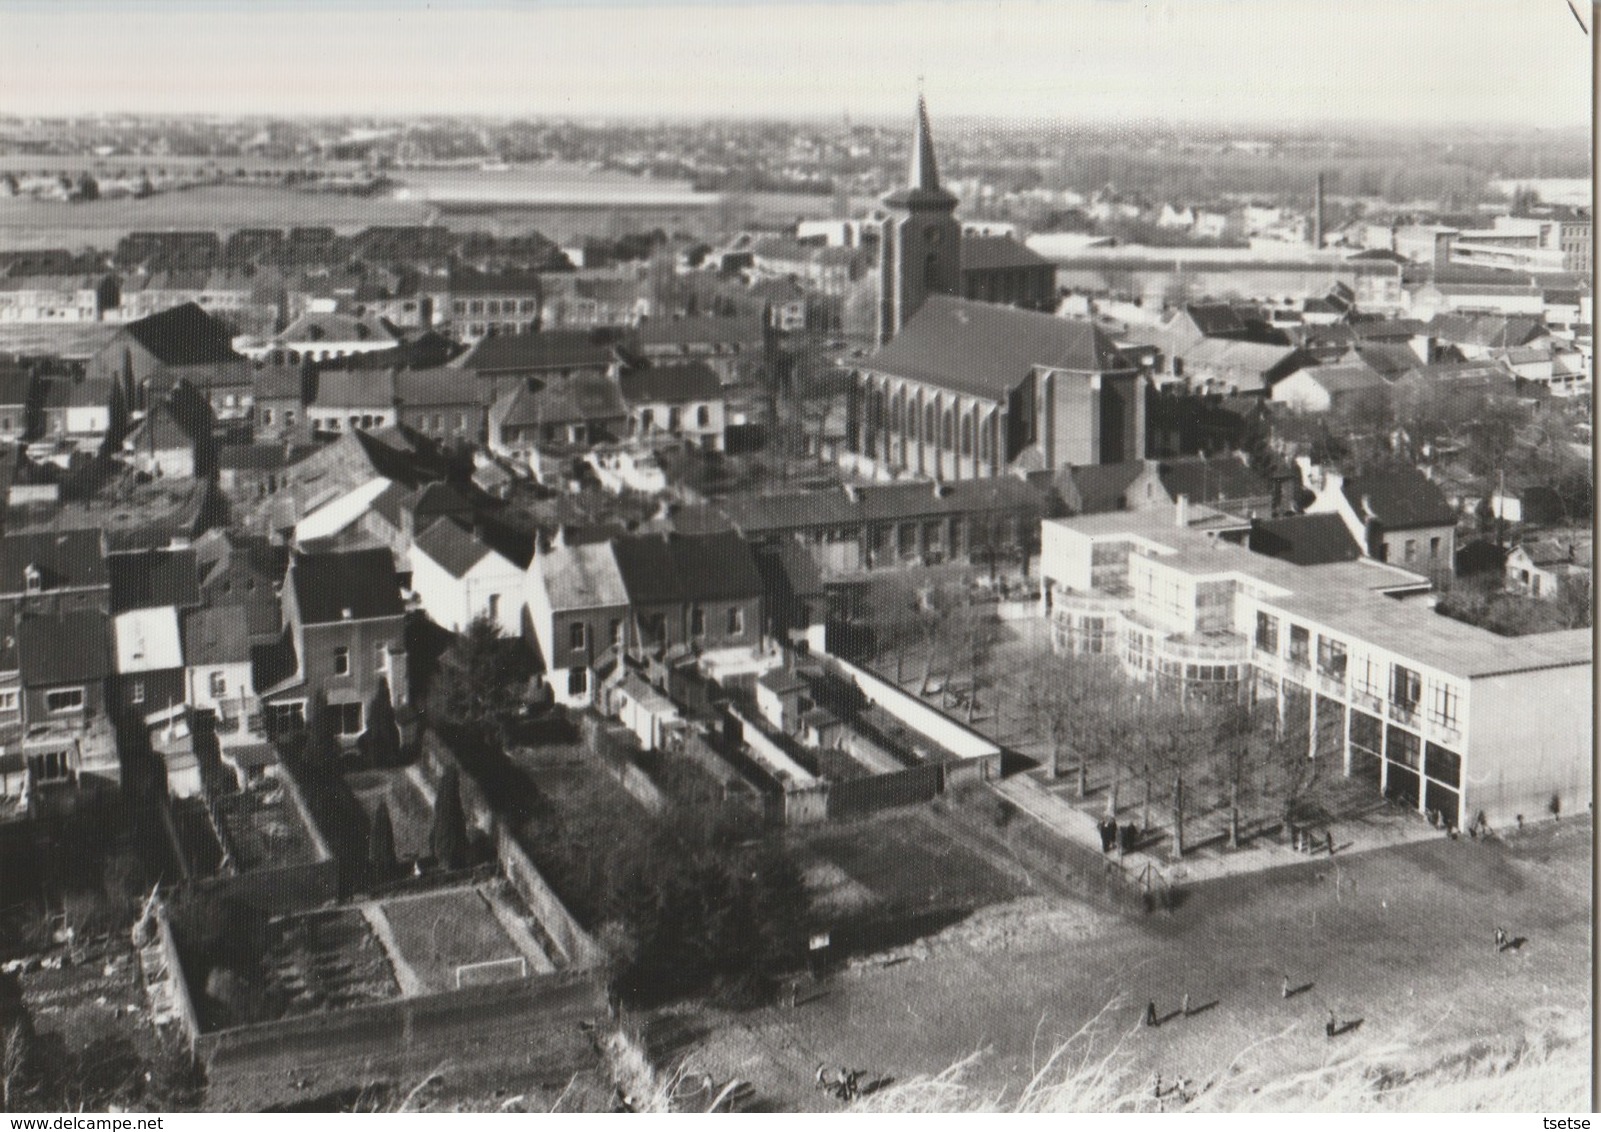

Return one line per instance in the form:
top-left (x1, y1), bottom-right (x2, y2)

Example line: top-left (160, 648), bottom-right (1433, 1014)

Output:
top-left (876, 95), bottom-right (962, 346)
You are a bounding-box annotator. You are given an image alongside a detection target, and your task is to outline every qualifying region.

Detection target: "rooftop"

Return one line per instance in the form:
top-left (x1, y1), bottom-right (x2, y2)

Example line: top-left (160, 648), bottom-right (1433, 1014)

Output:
top-left (1048, 510), bottom-right (1590, 679)
top-left (865, 295), bottom-right (1133, 400)
top-left (539, 541), bottom-right (630, 611)
top-left (113, 606), bottom-right (185, 674)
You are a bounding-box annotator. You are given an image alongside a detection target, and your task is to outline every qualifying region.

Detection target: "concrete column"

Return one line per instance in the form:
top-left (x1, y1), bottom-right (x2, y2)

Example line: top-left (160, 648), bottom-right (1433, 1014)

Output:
top-left (1341, 695), bottom-right (1353, 778)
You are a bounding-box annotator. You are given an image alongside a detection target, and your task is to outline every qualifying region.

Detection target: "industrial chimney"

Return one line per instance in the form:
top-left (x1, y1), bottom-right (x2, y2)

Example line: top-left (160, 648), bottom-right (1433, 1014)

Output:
top-left (1313, 173), bottom-right (1326, 250)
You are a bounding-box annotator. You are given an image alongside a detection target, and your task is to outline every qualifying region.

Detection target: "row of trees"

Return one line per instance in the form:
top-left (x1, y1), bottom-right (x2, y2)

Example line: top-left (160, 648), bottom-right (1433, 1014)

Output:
top-left (1022, 653), bottom-right (1317, 857)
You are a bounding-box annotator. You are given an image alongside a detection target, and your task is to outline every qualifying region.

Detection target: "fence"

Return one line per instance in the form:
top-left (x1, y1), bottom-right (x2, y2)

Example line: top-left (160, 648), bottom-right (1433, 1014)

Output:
top-left (580, 715), bottom-right (668, 815)
top-left (197, 968), bottom-right (604, 1088)
top-left (419, 729), bottom-right (606, 972)
top-left (826, 763), bottom-right (943, 821)
top-left (822, 655), bottom-right (1002, 772)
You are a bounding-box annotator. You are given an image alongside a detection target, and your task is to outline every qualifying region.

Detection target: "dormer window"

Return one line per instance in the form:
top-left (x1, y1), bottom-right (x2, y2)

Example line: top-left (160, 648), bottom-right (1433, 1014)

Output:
top-left (23, 565), bottom-right (41, 595)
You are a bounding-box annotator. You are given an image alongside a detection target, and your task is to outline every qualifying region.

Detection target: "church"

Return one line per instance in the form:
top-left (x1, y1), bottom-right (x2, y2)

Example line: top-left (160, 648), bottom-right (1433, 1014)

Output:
top-left (850, 98), bottom-right (1144, 482)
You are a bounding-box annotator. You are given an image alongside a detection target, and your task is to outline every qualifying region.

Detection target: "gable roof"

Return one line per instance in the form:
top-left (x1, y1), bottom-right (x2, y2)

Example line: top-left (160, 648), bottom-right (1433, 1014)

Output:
top-left (491, 372), bottom-right (628, 428)
top-left (619, 361), bottom-right (723, 405)
top-left (1247, 513), bottom-right (1362, 566)
top-left (1067, 461), bottom-right (1149, 513)
top-left (0, 529), bottom-right (108, 594)
top-left (611, 530), bottom-right (764, 605)
top-left (113, 606), bottom-right (185, 674)
top-left (108, 547), bottom-right (200, 613)
top-left (1157, 456), bottom-right (1274, 506)
top-left (634, 314), bottom-right (764, 349)
top-left (1353, 342), bottom-right (1423, 380)
top-left (1296, 364), bottom-right (1389, 396)
top-left (414, 517), bottom-right (502, 579)
top-left (121, 302), bottom-right (239, 366)
top-left (17, 610), bottom-right (111, 687)
top-left (393, 366), bottom-right (479, 408)
top-left (865, 295), bottom-right (1132, 400)
top-left (288, 547), bottom-right (404, 624)
top-left (311, 368), bottom-right (397, 411)
top-left (1341, 467), bottom-right (1457, 530)
top-left (454, 328), bottom-right (619, 375)
top-left (539, 541), bottom-right (630, 611)
top-left (181, 604), bottom-right (252, 667)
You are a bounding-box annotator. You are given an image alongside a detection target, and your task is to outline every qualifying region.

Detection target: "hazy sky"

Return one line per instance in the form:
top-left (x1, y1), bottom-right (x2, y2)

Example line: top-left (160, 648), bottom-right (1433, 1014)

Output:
top-left (0, 0), bottom-right (1591, 127)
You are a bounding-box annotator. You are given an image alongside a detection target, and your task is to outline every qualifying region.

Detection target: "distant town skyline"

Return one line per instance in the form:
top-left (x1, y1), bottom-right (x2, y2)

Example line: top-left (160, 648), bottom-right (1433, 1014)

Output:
top-left (0, 0), bottom-right (1590, 128)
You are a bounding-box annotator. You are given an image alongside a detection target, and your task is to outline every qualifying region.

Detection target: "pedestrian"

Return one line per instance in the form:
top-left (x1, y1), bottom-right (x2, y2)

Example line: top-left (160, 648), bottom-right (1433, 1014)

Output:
top-left (1181, 991), bottom-right (1191, 1017)
top-left (1494, 926), bottom-right (1507, 952)
top-left (1144, 1000), bottom-right (1158, 1027)
top-left (1281, 974), bottom-right (1290, 999)
top-left (1325, 1009), bottom-right (1337, 1038)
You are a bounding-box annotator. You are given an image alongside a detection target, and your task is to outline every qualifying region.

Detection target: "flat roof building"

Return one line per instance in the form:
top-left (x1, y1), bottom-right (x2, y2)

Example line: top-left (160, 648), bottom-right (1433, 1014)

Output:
top-left (1038, 506), bottom-right (1590, 831)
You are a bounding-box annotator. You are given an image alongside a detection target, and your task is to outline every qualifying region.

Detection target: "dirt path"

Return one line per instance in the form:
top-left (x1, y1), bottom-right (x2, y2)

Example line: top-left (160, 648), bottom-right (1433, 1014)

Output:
top-left (674, 817), bottom-right (1590, 1111)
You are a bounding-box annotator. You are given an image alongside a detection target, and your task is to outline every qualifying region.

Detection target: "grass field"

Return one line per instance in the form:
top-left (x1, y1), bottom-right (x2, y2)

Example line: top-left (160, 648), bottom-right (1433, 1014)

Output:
top-left (677, 815), bottom-right (1592, 1111)
top-left (0, 185), bottom-right (430, 248)
top-left (377, 887), bottom-right (527, 994)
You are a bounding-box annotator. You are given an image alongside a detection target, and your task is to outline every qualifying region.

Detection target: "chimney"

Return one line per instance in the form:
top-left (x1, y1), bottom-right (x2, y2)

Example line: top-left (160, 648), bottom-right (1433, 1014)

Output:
top-left (1313, 173), bottom-right (1325, 250)
top-left (1175, 493), bottom-right (1190, 528)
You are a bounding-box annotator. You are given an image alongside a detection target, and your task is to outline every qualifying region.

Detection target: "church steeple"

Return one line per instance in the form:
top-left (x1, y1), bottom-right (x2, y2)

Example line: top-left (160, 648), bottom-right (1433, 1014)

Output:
top-left (876, 93), bottom-right (962, 345)
top-left (909, 94), bottom-right (941, 194)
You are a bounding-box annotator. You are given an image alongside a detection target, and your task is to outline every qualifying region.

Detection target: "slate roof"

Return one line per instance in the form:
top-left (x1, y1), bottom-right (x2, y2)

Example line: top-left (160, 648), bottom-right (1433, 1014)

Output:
top-left (540, 541), bottom-right (630, 611)
top-left (181, 605), bottom-right (252, 666)
top-left (108, 547), bottom-right (200, 613)
top-left (0, 370), bottom-right (33, 407)
top-left (1426, 314), bottom-right (1547, 349)
top-left (619, 361), bottom-right (723, 405)
top-left (413, 518), bottom-right (498, 579)
top-left (279, 311), bottom-right (397, 345)
top-left (311, 368), bottom-right (397, 410)
top-left (1296, 365), bottom-right (1389, 395)
top-left (0, 529), bottom-right (107, 594)
top-left (1342, 467), bottom-right (1457, 530)
top-left (393, 366), bottom-right (479, 408)
top-left (1067, 461), bottom-right (1149, 513)
top-left (448, 267), bottom-right (543, 296)
top-left (454, 329), bottom-right (619, 375)
top-left (865, 295), bottom-right (1132, 400)
top-left (288, 547), bottom-right (404, 624)
top-left (960, 235), bottom-right (1052, 272)
top-left (17, 611), bottom-right (111, 687)
top-left (1157, 457), bottom-right (1273, 506)
top-left (635, 314), bottom-right (764, 349)
top-left (1353, 342), bottom-right (1423, 380)
top-left (252, 364), bottom-right (305, 401)
top-left (611, 530), bottom-right (764, 605)
top-left (1247, 513), bottom-right (1362, 566)
top-left (714, 476), bottom-right (1046, 533)
top-left (490, 373), bottom-right (628, 428)
top-left (121, 302), bottom-right (239, 366)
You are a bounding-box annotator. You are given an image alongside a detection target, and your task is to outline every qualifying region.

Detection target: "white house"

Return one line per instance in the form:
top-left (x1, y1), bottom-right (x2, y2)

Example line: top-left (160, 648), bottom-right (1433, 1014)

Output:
top-left (618, 361), bottom-right (728, 452)
top-left (409, 519), bottom-right (527, 636)
top-left (523, 540), bottom-right (630, 708)
top-left (181, 605), bottom-right (261, 745)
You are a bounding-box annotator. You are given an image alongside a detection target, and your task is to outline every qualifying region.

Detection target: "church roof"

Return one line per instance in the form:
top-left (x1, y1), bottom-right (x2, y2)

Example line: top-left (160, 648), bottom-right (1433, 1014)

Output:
top-left (863, 294), bottom-right (1134, 400)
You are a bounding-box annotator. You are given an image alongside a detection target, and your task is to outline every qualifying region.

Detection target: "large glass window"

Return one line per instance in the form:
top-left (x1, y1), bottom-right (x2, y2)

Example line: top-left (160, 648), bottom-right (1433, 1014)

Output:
top-left (1288, 625), bottom-right (1311, 666)
top-left (1255, 611), bottom-right (1279, 653)
top-left (1316, 636), bottom-right (1347, 679)
top-left (1427, 682), bottom-right (1460, 729)
top-left (1391, 665), bottom-right (1421, 710)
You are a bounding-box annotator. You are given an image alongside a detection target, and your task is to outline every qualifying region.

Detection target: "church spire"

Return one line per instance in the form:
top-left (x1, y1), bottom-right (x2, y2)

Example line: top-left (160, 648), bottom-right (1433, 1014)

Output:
top-left (909, 93), bottom-right (941, 193)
